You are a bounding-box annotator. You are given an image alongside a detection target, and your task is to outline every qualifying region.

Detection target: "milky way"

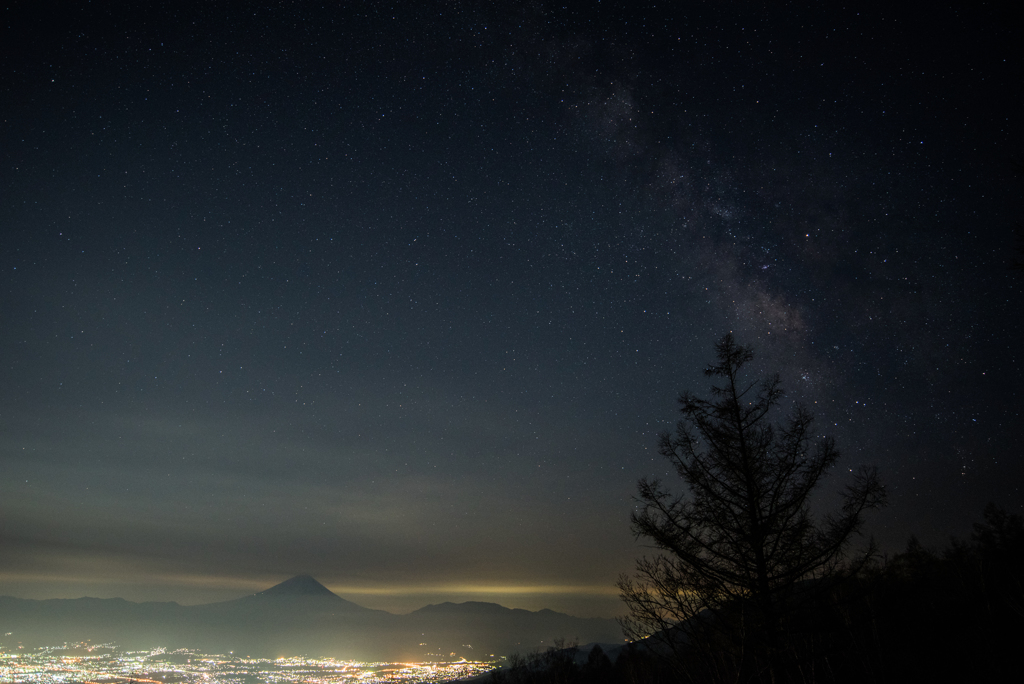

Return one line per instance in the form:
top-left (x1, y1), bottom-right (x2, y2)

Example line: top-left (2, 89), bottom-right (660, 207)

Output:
top-left (1, 2), bottom-right (1021, 617)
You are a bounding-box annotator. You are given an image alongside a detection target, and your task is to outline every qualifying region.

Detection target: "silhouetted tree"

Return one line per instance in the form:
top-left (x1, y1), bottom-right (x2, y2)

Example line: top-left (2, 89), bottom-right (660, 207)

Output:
top-left (970, 502), bottom-right (1024, 618)
top-left (618, 334), bottom-right (886, 683)
top-left (836, 504), bottom-right (1024, 684)
top-left (489, 639), bottom-right (580, 684)
top-left (581, 645), bottom-right (614, 684)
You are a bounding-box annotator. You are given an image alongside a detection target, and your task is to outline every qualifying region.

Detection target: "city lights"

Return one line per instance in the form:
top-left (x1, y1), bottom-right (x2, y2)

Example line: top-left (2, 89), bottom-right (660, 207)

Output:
top-left (0, 644), bottom-right (499, 684)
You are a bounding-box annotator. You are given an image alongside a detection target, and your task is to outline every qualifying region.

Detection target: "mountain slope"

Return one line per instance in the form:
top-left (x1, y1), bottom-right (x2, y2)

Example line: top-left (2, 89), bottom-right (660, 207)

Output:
top-left (205, 574), bottom-right (373, 613)
top-left (254, 574), bottom-right (337, 597)
top-left (0, 577), bottom-right (622, 661)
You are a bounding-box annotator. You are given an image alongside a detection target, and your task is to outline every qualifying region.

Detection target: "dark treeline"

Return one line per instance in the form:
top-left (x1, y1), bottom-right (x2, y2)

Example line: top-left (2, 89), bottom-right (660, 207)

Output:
top-left (490, 503), bottom-right (1024, 684)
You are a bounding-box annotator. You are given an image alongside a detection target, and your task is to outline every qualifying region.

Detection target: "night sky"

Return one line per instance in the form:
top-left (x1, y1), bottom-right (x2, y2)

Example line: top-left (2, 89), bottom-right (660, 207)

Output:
top-left (2, 2), bottom-right (1022, 619)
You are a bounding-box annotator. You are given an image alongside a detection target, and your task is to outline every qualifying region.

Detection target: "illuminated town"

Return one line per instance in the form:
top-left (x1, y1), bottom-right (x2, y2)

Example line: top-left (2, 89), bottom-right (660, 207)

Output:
top-left (0, 643), bottom-right (500, 684)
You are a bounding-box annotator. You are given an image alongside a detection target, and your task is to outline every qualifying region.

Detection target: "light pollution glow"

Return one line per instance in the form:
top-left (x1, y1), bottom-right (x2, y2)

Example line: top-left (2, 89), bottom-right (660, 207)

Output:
top-left (0, 571), bottom-right (624, 617)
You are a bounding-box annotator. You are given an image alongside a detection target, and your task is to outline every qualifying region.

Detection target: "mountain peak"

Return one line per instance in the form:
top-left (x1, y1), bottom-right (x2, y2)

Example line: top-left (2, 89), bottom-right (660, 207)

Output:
top-left (255, 575), bottom-right (337, 598)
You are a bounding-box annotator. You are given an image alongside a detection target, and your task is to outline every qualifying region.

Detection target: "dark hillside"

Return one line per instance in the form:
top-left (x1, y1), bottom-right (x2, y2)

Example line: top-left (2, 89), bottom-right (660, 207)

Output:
top-left (488, 505), bottom-right (1024, 684)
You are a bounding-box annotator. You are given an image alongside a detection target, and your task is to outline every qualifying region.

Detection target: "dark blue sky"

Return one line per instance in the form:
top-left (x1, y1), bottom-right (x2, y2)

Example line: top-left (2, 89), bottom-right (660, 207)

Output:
top-left (1, 1), bottom-right (1021, 617)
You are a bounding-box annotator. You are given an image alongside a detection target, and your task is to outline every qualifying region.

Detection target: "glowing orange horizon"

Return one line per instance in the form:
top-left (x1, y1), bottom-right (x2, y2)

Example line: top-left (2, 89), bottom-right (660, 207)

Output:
top-left (0, 571), bottom-right (620, 598)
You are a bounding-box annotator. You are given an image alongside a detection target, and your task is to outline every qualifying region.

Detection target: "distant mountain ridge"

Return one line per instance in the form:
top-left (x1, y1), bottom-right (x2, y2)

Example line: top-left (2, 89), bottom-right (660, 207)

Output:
top-left (413, 601), bottom-right (524, 615)
top-left (255, 574), bottom-right (337, 597)
top-left (215, 575), bottom-right (372, 613)
top-left (0, 576), bottom-right (623, 662)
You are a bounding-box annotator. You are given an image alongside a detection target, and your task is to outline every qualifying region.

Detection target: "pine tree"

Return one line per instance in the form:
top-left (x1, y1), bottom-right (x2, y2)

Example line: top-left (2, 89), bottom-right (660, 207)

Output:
top-left (618, 335), bottom-right (885, 683)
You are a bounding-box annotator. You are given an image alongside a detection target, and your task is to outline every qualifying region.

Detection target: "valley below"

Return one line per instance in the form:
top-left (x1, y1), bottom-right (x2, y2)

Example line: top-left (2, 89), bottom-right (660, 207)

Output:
top-left (0, 642), bottom-right (499, 684)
